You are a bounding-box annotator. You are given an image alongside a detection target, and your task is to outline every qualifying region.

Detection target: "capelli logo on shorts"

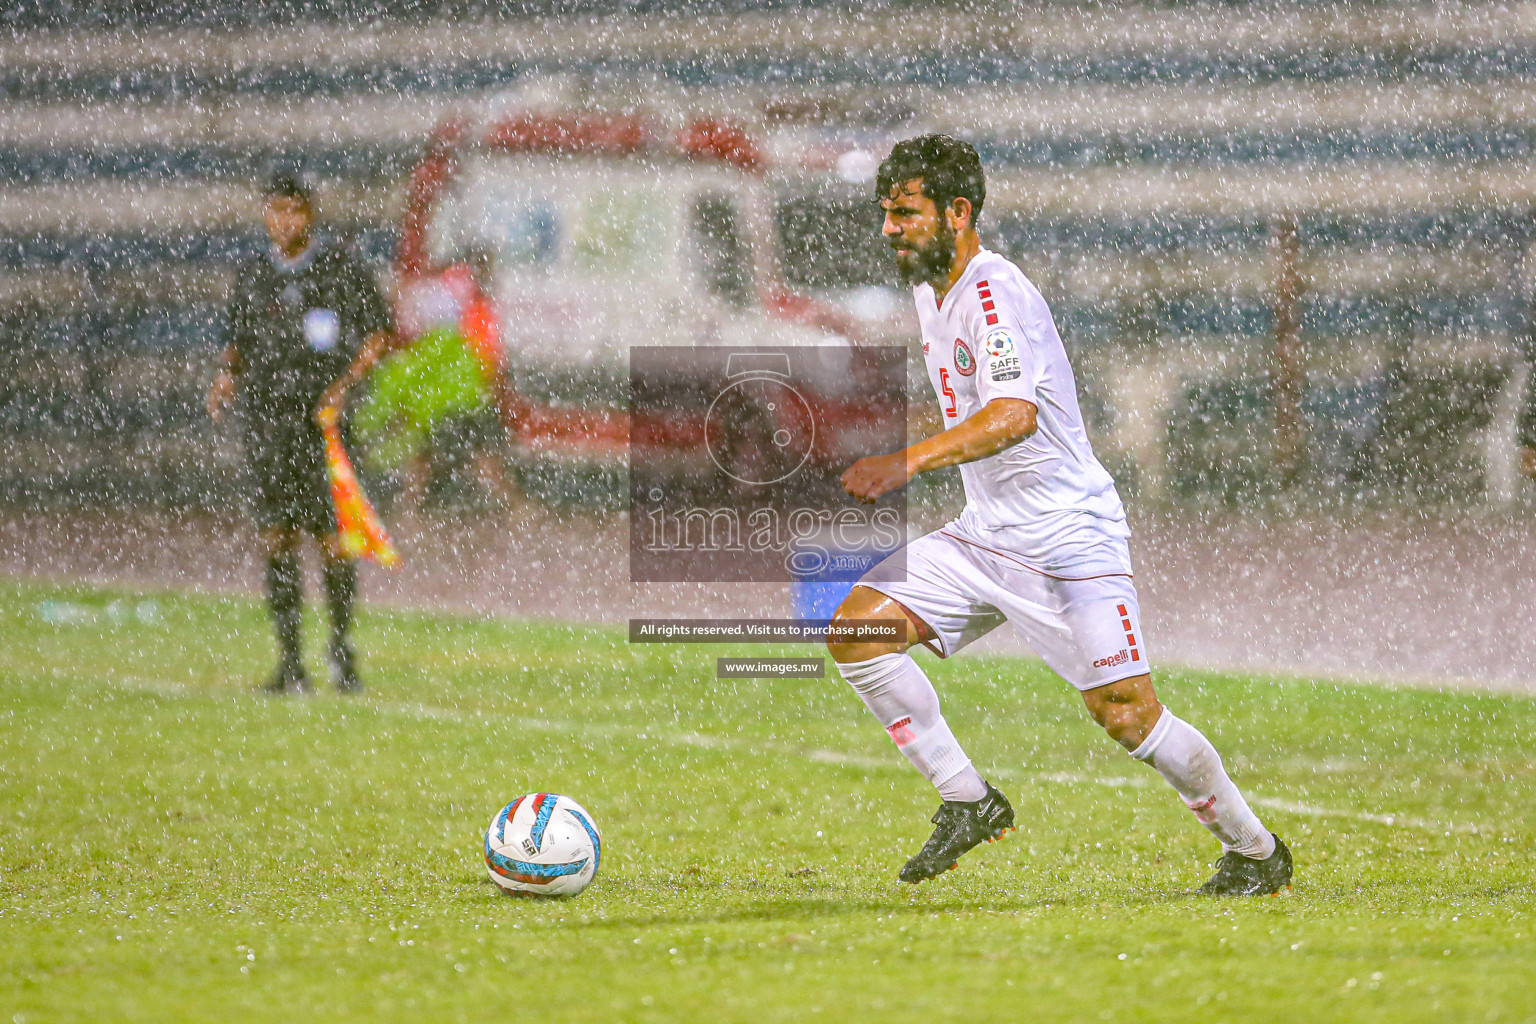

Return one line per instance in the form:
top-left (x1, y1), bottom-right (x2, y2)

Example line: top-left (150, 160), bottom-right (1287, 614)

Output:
top-left (1093, 649), bottom-right (1130, 669)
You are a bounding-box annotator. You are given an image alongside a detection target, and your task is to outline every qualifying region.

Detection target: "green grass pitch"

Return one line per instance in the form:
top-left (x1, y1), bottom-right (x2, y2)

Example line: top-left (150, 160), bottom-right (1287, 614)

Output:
top-left (2, 577), bottom-right (1533, 1022)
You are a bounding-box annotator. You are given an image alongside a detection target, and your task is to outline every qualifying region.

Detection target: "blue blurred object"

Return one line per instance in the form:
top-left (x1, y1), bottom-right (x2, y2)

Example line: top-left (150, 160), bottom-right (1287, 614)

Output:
top-left (790, 541), bottom-right (888, 624)
top-left (791, 579), bottom-right (857, 625)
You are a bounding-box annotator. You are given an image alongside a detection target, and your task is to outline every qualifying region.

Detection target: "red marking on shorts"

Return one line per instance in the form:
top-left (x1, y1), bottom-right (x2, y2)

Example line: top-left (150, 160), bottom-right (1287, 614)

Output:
top-left (982, 300), bottom-right (996, 312)
top-left (978, 288), bottom-right (991, 299)
top-left (886, 716), bottom-right (916, 746)
top-left (1116, 604), bottom-right (1142, 665)
top-left (985, 313), bottom-right (999, 325)
top-left (978, 279), bottom-right (989, 289)
top-left (1098, 596), bottom-right (1145, 676)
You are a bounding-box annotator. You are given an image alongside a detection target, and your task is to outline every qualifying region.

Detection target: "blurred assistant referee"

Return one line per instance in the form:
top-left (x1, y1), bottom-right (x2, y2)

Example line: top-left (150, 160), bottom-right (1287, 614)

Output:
top-left (1521, 361), bottom-right (1536, 481)
top-left (207, 174), bottom-right (394, 695)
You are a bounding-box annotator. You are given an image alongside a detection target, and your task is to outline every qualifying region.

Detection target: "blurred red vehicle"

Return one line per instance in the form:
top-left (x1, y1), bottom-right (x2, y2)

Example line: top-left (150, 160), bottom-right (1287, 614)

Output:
top-left (393, 108), bottom-right (903, 485)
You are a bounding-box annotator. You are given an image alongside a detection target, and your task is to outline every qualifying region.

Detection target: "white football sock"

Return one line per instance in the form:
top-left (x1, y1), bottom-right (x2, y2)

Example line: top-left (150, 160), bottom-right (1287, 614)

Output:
top-left (836, 652), bottom-right (988, 802)
top-left (1131, 708), bottom-right (1275, 860)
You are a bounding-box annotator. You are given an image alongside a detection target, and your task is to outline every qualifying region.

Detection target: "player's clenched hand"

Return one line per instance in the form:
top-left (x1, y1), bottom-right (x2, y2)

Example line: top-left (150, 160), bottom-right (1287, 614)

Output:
top-left (314, 384), bottom-right (346, 429)
top-left (841, 452), bottom-right (913, 503)
top-left (207, 369), bottom-right (235, 422)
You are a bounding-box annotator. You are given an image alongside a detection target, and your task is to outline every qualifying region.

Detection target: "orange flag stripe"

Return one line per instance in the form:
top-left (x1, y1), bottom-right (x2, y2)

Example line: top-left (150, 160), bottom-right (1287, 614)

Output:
top-left (321, 419), bottom-right (399, 568)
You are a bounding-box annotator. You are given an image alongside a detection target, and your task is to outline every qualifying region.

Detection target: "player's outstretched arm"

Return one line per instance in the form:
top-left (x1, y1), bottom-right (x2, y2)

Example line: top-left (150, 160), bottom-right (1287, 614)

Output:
top-left (841, 397), bottom-right (1037, 503)
top-left (314, 330), bottom-right (392, 427)
top-left (207, 343), bottom-right (241, 422)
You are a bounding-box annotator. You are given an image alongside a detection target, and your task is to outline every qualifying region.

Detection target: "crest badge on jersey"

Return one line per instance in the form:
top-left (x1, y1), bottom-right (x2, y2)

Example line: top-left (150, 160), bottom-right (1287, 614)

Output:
top-left (953, 338), bottom-right (976, 376)
top-left (984, 327), bottom-right (1022, 381)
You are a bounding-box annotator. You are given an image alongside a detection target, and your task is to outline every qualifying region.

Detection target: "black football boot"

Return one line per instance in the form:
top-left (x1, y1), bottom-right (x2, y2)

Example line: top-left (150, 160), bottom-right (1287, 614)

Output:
top-left (330, 637), bottom-right (363, 694)
top-left (262, 657), bottom-right (312, 695)
top-left (1197, 834), bottom-right (1294, 896)
top-left (898, 781), bottom-right (1016, 883)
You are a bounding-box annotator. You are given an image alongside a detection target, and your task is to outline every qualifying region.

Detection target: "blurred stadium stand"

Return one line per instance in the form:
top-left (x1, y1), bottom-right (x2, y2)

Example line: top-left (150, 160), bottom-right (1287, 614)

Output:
top-left (1, 0), bottom-right (1533, 506)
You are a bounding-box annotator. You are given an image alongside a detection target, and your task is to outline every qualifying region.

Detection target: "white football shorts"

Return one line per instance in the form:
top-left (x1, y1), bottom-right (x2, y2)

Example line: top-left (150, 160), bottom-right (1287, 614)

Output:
top-left (856, 517), bottom-right (1149, 691)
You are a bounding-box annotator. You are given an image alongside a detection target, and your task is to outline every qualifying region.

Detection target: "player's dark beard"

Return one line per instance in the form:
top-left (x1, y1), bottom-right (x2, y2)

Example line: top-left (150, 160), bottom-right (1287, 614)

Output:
top-left (893, 219), bottom-right (957, 288)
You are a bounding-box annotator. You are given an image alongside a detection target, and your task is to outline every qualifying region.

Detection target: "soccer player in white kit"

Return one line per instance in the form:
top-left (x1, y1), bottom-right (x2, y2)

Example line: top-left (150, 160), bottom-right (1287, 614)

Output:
top-left (829, 135), bottom-right (1293, 895)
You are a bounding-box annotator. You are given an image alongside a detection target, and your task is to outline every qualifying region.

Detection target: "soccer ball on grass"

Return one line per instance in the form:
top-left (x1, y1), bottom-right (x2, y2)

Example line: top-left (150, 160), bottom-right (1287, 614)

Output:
top-left (484, 793), bottom-right (602, 897)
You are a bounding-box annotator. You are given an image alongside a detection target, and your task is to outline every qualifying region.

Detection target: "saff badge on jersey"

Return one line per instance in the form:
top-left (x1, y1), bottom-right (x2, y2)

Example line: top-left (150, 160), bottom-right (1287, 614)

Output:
top-left (983, 326), bottom-right (1022, 382)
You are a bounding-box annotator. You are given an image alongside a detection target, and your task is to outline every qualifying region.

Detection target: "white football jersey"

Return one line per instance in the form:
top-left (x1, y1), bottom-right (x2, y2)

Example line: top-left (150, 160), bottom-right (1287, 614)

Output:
top-left (912, 248), bottom-right (1131, 574)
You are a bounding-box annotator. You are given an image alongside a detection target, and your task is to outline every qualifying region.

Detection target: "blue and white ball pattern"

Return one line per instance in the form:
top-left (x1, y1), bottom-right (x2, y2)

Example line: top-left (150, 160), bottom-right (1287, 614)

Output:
top-left (484, 793), bottom-right (602, 897)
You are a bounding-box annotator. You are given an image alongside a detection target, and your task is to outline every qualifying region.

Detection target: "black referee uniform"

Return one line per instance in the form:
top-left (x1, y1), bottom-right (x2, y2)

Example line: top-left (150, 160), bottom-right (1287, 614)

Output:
top-left (221, 206), bottom-right (392, 693)
top-left (1521, 360), bottom-right (1536, 462)
top-left (226, 242), bottom-right (390, 531)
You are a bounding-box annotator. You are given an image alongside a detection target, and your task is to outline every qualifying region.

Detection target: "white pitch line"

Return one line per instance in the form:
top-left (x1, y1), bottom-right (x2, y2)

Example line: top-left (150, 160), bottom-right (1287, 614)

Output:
top-left (1002, 770), bottom-right (1487, 836)
top-left (381, 703), bottom-right (1506, 837)
top-left (1245, 796), bottom-right (1485, 836)
top-left (70, 670), bottom-right (1503, 838)
top-left (1032, 770), bottom-right (1150, 789)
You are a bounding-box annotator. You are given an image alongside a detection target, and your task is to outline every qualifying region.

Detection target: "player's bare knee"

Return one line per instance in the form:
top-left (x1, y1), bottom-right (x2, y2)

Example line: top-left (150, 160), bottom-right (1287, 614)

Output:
top-left (830, 639), bottom-right (907, 663)
top-left (827, 618), bottom-right (908, 663)
top-left (1100, 706), bottom-right (1154, 750)
top-left (1083, 675), bottom-right (1161, 749)
top-left (827, 588), bottom-right (910, 663)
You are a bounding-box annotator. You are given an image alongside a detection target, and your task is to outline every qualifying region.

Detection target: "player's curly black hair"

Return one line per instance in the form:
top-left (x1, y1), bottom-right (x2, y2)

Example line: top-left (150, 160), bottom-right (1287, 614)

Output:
top-left (264, 172), bottom-right (314, 209)
top-left (876, 134), bottom-right (986, 223)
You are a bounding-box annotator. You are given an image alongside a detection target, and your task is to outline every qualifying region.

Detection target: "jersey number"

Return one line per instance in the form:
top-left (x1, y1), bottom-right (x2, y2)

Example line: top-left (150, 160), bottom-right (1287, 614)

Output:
top-left (939, 368), bottom-right (958, 418)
